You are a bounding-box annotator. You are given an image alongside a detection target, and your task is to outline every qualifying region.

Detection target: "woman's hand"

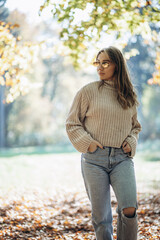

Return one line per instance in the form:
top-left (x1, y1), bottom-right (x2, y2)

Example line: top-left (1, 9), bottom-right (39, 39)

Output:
top-left (122, 141), bottom-right (131, 153)
top-left (88, 140), bottom-right (104, 153)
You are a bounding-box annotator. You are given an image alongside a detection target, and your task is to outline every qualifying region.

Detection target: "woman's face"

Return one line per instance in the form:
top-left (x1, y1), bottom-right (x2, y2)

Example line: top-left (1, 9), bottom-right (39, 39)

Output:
top-left (96, 51), bottom-right (116, 81)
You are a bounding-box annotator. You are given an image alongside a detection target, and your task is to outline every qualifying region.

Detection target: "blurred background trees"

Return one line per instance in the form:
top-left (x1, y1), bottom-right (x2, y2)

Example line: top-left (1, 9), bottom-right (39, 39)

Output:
top-left (40, 0), bottom-right (160, 80)
top-left (0, 0), bottom-right (160, 151)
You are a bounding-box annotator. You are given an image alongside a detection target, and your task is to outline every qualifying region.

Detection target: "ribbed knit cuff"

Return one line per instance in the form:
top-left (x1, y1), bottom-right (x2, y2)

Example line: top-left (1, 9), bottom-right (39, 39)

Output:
top-left (125, 135), bottom-right (137, 158)
top-left (72, 135), bottom-right (94, 153)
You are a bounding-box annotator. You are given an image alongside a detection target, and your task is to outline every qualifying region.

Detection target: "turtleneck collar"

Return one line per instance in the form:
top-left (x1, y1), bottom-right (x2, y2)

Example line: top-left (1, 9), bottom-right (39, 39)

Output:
top-left (102, 79), bottom-right (115, 89)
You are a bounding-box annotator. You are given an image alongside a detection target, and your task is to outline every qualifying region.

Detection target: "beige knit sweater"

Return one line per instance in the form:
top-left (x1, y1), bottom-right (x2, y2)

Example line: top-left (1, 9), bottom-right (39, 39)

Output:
top-left (66, 80), bottom-right (142, 157)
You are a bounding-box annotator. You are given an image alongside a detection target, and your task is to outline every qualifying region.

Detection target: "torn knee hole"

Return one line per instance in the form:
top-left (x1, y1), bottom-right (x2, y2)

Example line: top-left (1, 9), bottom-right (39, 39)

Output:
top-left (123, 207), bottom-right (136, 218)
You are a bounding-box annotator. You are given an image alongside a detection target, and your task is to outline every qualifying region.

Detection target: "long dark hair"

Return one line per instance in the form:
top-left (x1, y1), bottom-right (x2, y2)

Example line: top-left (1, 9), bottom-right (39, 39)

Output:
top-left (97, 46), bottom-right (139, 109)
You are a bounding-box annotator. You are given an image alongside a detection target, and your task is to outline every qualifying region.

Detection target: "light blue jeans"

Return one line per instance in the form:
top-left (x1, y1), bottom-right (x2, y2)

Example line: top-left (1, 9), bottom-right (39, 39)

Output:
top-left (81, 146), bottom-right (138, 240)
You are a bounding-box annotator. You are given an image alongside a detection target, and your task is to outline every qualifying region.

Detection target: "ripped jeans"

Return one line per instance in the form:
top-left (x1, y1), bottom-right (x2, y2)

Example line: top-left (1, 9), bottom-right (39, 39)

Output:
top-left (81, 146), bottom-right (138, 240)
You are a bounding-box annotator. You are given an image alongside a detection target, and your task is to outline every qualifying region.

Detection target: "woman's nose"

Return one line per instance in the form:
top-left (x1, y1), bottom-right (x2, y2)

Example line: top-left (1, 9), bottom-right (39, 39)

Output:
top-left (98, 63), bottom-right (104, 70)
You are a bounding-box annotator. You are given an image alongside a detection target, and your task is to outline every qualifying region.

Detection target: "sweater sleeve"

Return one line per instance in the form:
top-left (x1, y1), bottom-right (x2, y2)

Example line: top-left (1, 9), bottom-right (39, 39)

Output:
top-left (125, 110), bottom-right (142, 158)
top-left (65, 88), bottom-right (94, 153)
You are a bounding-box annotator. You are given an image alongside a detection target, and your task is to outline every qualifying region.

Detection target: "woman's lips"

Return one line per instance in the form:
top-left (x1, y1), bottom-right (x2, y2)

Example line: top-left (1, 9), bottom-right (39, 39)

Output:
top-left (98, 72), bottom-right (105, 75)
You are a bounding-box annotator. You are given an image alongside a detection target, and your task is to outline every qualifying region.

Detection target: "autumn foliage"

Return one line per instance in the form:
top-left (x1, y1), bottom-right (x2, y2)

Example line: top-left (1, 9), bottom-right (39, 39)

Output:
top-left (0, 21), bottom-right (41, 103)
top-left (0, 191), bottom-right (159, 239)
top-left (40, 0), bottom-right (160, 76)
top-left (148, 51), bottom-right (160, 86)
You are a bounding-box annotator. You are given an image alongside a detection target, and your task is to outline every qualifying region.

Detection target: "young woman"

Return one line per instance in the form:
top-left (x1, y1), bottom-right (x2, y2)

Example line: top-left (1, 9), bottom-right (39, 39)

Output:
top-left (65, 46), bottom-right (142, 240)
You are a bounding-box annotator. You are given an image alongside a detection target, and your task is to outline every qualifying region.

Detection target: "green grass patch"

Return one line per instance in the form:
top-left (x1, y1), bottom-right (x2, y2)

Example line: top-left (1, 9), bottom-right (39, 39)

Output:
top-left (138, 151), bottom-right (160, 162)
top-left (137, 139), bottom-right (160, 161)
top-left (0, 144), bottom-right (76, 158)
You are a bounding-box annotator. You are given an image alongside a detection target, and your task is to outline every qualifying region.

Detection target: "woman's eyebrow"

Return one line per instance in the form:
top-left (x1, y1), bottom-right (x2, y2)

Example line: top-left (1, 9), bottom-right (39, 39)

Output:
top-left (96, 59), bottom-right (110, 62)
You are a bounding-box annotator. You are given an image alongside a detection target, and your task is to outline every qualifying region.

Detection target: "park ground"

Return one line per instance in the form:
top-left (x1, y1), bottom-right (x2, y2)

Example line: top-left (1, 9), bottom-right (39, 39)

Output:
top-left (0, 150), bottom-right (159, 239)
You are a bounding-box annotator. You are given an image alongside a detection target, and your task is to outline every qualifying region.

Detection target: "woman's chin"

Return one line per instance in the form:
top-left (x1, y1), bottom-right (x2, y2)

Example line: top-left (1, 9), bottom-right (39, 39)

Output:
top-left (100, 77), bottom-right (108, 81)
top-left (99, 76), bottom-right (105, 81)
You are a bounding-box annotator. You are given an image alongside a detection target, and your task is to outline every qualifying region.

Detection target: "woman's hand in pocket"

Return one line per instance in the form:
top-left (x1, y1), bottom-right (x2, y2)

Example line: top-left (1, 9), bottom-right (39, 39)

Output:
top-left (88, 140), bottom-right (104, 153)
top-left (122, 141), bottom-right (131, 154)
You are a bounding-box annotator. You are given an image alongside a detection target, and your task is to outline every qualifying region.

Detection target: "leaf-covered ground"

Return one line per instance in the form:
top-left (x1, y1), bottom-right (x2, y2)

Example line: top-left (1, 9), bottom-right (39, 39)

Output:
top-left (0, 152), bottom-right (159, 239)
top-left (0, 191), bottom-right (159, 240)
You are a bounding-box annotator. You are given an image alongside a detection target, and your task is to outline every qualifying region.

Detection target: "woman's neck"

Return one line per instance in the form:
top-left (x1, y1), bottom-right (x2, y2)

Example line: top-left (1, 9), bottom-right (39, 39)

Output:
top-left (103, 79), bottom-right (115, 87)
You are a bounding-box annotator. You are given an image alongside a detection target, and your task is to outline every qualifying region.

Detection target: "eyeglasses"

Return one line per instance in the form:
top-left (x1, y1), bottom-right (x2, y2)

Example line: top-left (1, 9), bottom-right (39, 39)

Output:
top-left (92, 61), bottom-right (111, 68)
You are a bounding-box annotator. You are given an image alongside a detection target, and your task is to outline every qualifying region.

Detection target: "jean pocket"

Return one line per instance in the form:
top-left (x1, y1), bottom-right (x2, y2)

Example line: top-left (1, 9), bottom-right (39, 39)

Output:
top-left (115, 148), bottom-right (129, 161)
top-left (121, 149), bottom-right (132, 158)
top-left (87, 146), bottom-right (99, 154)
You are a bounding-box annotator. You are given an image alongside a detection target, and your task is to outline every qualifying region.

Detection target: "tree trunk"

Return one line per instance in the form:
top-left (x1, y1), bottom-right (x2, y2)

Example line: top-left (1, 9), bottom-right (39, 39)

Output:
top-left (0, 85), bottom-right (5, 148)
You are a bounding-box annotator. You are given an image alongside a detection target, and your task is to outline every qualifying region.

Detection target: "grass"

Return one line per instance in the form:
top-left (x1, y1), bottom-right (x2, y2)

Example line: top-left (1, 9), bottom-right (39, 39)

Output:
top-left (0, 150), bottom-right (159, 196)
top-left (0, 141), bottom-right (159, 197)
top-left (140, 152), bottom-right (160, 162)
top-left (136, 140), bottom-right (160, 162)
top-left (1, 140), bottom-right (160, 162)
top-left (0, 144), bottom-right (76, 158)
